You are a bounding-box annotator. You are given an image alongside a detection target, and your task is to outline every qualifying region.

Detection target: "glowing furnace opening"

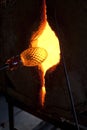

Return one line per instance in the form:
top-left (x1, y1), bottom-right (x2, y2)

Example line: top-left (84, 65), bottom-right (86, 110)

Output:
top-left (20, 0), bottom-right (60, 106)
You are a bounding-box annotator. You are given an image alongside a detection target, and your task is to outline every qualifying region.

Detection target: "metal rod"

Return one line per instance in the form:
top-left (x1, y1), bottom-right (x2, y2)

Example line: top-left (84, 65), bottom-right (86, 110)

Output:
top-left (8, 101), bottom-right (14, 130)
top-left (62, 55), bottom-right (80, 130)
top-left (0, 55), bottom-right (20, 71)
top-left (0, 64), bottom-right (9, 70)
top-left (54, 2), bottom-right (80, 130)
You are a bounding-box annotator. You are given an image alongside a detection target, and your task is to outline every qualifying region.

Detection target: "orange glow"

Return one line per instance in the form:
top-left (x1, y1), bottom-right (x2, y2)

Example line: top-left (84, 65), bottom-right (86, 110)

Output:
top-left (40, 85), bottom-right (46, 106)
top-left (31, 21), bottom-right (60, 74)
top-left (20, 0), bottom-right (60, 106)
top-left (31, 21), bottom-right (60, 106)
top-left (30, 0), bottom-right (60, 106)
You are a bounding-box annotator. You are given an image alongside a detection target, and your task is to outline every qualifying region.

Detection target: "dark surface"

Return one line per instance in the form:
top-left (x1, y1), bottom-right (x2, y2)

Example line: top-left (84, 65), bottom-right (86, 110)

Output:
top-left (0, 95), bottom-right (42, 130)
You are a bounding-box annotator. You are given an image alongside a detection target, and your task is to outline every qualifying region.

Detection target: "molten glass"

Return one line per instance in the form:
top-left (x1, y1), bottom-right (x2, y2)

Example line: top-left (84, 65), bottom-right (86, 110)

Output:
top-left (20, 47), bottom-right (47, 67)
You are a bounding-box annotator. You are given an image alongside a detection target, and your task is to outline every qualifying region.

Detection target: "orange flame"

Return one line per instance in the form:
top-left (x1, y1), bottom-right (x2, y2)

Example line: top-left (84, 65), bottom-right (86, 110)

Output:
top-left (30, 0), bottom-right (60, 106)
top-left (20, 0), bottom-right (60, 106)
top-left (31, 21), bottom-right (60, 105)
